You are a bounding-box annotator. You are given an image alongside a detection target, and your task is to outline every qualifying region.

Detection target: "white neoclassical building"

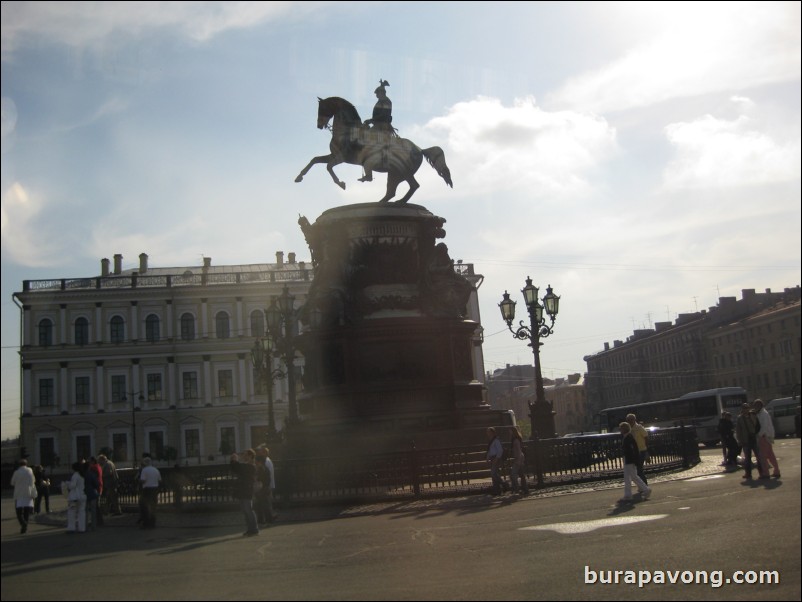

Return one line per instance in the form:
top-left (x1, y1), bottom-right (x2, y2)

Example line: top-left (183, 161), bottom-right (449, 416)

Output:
top-left (13, 251), bottom-right (311, 468)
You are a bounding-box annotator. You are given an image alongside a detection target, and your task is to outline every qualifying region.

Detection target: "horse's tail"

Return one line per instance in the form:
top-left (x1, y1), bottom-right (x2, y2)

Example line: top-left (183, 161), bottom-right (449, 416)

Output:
top-left (422, 147), bottom-right (453, 188)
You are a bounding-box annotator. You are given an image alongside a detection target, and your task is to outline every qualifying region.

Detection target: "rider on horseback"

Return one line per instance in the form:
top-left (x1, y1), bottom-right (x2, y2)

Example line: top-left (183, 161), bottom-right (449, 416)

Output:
top-left (360, 79), bottom-right (396, 183)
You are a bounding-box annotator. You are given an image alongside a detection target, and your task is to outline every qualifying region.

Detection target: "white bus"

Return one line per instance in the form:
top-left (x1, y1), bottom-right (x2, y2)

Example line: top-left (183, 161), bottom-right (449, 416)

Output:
top-left (599, 387), bottom-right (749, 446)
top-left (766, 397), bottom-right (800, 438)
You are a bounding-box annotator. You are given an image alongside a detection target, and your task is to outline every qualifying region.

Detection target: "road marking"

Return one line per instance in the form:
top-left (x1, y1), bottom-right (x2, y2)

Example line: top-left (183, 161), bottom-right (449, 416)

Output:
top-left (520, 514), bottom-right (668, 535)
top-left (677, 507), bottom-right (691, 510)
top-left (686, 475), bottom-right (725, 481)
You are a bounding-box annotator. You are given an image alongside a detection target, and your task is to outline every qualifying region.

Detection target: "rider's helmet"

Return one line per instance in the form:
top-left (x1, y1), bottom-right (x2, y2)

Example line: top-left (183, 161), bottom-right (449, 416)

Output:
top-left (374, 80), bottom-right (390, 95)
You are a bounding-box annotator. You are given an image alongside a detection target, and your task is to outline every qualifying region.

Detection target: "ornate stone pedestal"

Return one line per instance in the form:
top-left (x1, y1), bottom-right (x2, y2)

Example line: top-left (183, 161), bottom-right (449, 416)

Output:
top-left (292, 203), bottom-right (512, 453)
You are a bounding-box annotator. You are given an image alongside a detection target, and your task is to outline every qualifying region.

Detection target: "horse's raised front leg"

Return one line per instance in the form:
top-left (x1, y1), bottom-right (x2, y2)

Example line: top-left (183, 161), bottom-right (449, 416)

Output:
top-left (295, 154), bottom-right (332, 183)
top-left (395, 176), bottom-right (420, 204)
top-left (327, 159), bottom-right (346, 190)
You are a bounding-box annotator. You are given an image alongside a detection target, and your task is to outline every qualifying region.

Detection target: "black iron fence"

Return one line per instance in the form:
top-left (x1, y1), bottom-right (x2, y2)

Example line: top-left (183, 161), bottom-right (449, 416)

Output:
top-left (111, 425), bottom-right (698, 509)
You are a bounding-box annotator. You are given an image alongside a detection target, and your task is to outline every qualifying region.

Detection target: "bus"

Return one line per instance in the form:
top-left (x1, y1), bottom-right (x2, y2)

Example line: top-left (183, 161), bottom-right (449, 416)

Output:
top-left (766, 397), bottom-right (801, 438)
top-left (598, 387), bottom-right (749, 446)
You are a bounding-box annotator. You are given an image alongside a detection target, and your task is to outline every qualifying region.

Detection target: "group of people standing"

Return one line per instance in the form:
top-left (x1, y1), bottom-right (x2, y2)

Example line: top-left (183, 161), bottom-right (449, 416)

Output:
top-left (64, 454), bottom-right (121, 533)
top-left (10, 454), bottom-right (120, 535)
top-left (487, 415), bottom-right (654, 505)
top-left (486, 426), bottom-right (529, 496)
top-left (229, 446), bottom-right (278, 537)
top-left (729, 399), bottom-right (781, 480)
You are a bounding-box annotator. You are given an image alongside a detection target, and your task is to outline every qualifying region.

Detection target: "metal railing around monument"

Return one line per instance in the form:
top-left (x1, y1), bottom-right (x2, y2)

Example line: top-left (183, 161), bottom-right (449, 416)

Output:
top-left (113, 426), bottom-right (698, 509)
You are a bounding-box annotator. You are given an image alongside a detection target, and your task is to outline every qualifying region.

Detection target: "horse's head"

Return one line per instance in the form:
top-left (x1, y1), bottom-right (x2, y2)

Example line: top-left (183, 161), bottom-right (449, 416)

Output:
top-left (317, 97), bottom-right (332, 130)
top-left (317, 97), bottom-right (361, 130)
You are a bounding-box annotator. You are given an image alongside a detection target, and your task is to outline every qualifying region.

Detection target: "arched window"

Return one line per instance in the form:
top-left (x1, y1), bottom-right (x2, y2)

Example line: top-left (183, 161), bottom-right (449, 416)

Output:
top-left (180, 313), bottom-right (195, 341)
top-left (250, 310), bottom-right (265, 338)
top-left (145, 314), bottom-right (160, 343)
top-left (38, 318), bottom-right (53, 347)
top-left (110, 315), bottom-right (125, 343)
top-left (216, 311), bottom-right (230, 339)
top-left (75, 317), bottom-right (89, 345)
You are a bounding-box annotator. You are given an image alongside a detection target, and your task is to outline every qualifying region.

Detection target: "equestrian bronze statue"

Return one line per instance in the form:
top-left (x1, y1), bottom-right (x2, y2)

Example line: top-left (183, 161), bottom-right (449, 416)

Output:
top-left (295, 96), bottom-right (453, 204)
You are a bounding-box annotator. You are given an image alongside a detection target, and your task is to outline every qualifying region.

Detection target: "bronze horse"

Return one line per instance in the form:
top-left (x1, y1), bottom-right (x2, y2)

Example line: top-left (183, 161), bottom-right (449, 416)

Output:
top-left (295, 97), bottom-right (452, 204)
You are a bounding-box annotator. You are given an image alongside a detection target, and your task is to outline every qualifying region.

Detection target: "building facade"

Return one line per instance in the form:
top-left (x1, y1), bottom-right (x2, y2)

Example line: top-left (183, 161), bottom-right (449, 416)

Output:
top-left (14, 253), bottom-right (489, 467)
top-left (584, 287), bottom-right (801, 426)
top-left (486, 366), bottom-right (591, 436)
top-left (488, 365), bottom-right (593, 436)
top-left (708, 298), bottom-right (801, 399)
top-left (548, 373), bottom-right (589, 435)
top-left (14, 252), bottom-right (312, 468)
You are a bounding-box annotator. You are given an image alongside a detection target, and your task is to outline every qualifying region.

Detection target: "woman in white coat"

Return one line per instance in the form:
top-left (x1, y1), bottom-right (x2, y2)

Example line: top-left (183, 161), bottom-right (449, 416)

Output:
top-left (10, 459), bottom-right (36, 534)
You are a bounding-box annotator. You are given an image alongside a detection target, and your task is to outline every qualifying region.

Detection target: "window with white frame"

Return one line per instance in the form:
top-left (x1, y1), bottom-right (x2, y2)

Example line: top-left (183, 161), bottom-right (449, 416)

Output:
top-left (217, 369), bottom-right (234, 400)
top-left (111, 431), bottom-right (129, 463)
top-left (146, 429), bottom-right (166, 460)
top-left (110, 315), bottom-right (125, 343)
top-left (39, 378), bottom-right (55, 407)
top-left (180, 313), bottom-right (195, 341)
top-left (250, 310), bottom-right (265, 338)
top-left (219, 426), bottom-right (236, 455)
top-left (145, 314), bottom-right (160, 342)
top-left (216, 311), bottom-right (230, 339)
top-left (184, 428), bottom-right (201, 459)
top-left (75, 317), bottom-right (89, 346)
top-left (182, 371), bottom-right (199, 400)
top-left (111, 375), bottom-right (126, 403)
top-left (75, 434), bottom-right (92, 462)
top-left (37, 435), bottom-right (57, 467)
top-left (75, 376), bottom-right (91, 405)
top-left (147, 373), bottom-right (163, 401)
top-left (39, 318), bottom-right (54, 347)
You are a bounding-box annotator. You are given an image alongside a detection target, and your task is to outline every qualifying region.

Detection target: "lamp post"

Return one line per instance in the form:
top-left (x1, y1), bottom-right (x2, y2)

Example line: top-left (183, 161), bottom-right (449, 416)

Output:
top-left (266, 286), bottom-right (301, 425)
top-left (122, 392), bottom-right (144, 466)
top-left (251, 335), bottom-right (285, 441)
top-left (499, 277), bottom-right (561, 439)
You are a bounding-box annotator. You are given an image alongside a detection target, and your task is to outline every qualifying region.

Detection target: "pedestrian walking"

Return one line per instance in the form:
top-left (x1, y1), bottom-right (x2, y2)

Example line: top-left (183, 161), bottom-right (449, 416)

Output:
top-left (255, 446), bottom-right (278, 525)
top-left (231, 450), bottom-right (259, 537)
top-left (509, 427), bottom-right (529, 495)
top-left (618, 422), bottom-right (651, 503)
top-left (138, 457), bottom-right (162, 529)
top-left (486, 427), bottom-right (505, 496)
top-left (11, 459), bottom-right (36, 534)
top-left (754, 399), bottom-right (780, 479)
top-left (626, 413), bottom-right (649, 485)
top-left (735, 403), bottom-right (759, 480)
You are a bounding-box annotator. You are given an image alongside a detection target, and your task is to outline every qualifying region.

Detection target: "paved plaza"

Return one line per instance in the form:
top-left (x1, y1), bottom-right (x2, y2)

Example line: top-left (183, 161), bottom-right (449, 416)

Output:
top-left (2, 442), bottom-right (799, 601)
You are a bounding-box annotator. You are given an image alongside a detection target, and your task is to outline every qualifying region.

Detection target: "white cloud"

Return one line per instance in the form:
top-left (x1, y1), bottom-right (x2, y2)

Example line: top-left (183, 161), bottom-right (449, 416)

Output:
top-left (415, 96), bottom-right (618, 201)
top-left (662, 113), bottom-right (801, 189)
top-left (0, 182), bottom-right (62, 267)
top-left (547, 2), bottom-right (801, 113)
top-left (1, 1), bottom-right (317, 58)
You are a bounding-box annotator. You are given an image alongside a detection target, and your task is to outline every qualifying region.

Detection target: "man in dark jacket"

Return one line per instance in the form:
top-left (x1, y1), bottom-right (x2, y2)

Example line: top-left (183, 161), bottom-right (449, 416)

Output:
top-left (735, 403), bottom-right (759, 480)
top-left (230, 450), bottom-right (259, 537)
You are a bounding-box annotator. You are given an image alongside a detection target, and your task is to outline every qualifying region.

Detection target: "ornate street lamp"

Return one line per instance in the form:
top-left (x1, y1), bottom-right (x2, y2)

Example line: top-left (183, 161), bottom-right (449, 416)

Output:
top-left (122, 392), bottom-right (144, 466)
top-left (266, 287), bottom-right (301, 425)
top-left (251, 336), bottom-right (285, 442)
top-left (499, 278), bottom-right (561, 439)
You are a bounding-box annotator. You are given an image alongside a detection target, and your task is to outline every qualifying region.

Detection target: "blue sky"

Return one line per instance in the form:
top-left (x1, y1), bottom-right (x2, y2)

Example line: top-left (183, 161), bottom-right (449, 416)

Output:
top-left (2, 1), bottom-right (800, 439)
